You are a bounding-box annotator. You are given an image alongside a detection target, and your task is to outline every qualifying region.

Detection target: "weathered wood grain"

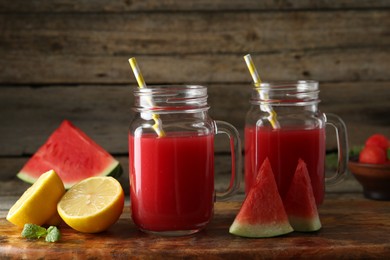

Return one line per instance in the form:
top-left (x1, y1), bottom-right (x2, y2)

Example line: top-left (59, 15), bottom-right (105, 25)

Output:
top-left (1, 11), bottom-right (388, 56)
top-left (1, 0), bottom-right (389, 13)
top-left (1, 198), bottom-right (389, 259)
top-left (0, 9), bottom-right (389, 84)
top-left (1, 49), bottom-right (389, 84)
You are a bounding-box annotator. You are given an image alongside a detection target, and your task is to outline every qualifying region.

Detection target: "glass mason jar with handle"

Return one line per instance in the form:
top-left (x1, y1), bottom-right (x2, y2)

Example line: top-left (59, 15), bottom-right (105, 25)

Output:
top-left (129, 85), bottom-right (242, 236)
top-left (245, 80), bottom-right (348, 205)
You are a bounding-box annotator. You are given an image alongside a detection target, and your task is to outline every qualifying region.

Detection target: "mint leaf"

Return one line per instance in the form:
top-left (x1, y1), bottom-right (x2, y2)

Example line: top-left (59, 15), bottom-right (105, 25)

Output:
top-left (21, 223), bottom-right (47, 239)
top-left (21, 224), bottom-right (61, 242)
top-left (45, 226), bottom-right (61, 243)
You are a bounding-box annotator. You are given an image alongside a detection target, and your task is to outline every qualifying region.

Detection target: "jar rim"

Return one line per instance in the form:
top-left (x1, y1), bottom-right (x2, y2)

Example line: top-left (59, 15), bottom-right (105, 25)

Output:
top-left (132, 84), bottom-right (209, 113)
top-left (133, 84), bottom-right (207, 94)
top-left (250, 80), bottom-right (320, 106)
top-left (254, 80), bottom-right (319, 91)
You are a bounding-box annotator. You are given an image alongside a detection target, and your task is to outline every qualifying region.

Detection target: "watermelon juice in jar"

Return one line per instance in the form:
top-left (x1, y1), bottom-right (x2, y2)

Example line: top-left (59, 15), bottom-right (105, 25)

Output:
top-left (129, 85), bottom-right (242, 236)
top-left (245, 81), bottom-right (348, 205)
top-left (129, 134), bottom-right (214, 232)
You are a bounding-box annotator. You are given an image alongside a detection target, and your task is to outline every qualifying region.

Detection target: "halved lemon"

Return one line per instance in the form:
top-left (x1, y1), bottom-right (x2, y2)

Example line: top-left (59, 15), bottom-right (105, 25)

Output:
top-left (45, 210), bottom-right (63, 226)
top-left (7, 169), bottom-right (65, 227)
top-left (57, 176), bottom-right (124, 233)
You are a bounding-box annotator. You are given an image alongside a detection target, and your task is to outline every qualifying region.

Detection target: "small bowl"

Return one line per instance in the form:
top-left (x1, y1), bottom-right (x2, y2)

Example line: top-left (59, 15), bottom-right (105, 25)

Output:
top-left (348, 159), bottom-right (390, 200)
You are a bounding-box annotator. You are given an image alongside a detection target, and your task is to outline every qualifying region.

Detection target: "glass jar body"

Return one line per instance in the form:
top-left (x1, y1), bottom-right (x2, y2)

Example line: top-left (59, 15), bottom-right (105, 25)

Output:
top-left (245, 101), bottom-right (326, 205)
top-left (129, 85), bottom-right (242, 236)
top-left (244, 81), bottom-right (347, 205)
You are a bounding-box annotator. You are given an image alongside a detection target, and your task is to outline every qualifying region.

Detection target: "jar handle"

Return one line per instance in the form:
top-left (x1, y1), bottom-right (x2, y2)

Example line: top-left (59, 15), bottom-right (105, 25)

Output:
top-left (325, 113), bottom-right (349, 185)
top-left (214, 120), bottom-right (242, 201)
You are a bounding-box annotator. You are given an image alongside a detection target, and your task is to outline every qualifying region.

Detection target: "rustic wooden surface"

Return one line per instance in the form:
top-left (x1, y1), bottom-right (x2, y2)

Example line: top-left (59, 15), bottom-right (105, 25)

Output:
top-left (1, 195), bottom-right (390, 259)
top-left (1, 12), bottom-right (389, 84)
top-left (2, 0), bottom-right (390, 12)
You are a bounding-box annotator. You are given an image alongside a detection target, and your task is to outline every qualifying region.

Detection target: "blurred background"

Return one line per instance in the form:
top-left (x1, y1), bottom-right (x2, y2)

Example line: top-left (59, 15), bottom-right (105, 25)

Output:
top-left (0, 1), bottom-right (389, 192)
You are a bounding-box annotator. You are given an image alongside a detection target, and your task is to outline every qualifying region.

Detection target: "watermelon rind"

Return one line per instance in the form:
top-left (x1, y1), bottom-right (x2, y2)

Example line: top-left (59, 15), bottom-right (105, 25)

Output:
top-left (107, 163), bottom-right (123, 179)
top-left (287, 216), bottom-right (321, 232)
top-left (229, 221), bottom-right (293, 238)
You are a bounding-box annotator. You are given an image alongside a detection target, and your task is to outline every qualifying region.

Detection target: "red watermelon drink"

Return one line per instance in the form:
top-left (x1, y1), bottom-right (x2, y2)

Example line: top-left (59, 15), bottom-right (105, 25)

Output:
top-left (129, 133), bottom-right (214, 233)
top-left (245, 126), bottom-right (326, 204)
top-left (129, 85), bottom-right (242, 236)
top-left (244, 80), bottom-right (348, 206)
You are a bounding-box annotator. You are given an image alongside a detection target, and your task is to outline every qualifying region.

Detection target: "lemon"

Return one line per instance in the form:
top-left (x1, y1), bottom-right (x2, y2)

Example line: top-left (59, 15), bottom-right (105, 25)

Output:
top-left (7, 169), bottom-right (65, 228)
top-left (45, 210), bottom-right (63, 226)
top-left (57, 176), bottom-right (124, 233)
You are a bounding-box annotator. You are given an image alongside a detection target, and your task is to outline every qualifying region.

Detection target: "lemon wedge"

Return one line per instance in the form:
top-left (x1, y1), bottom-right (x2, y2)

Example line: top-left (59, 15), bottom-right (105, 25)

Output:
top-left (7, 169), bottom-right (65, 227)
top-left (57, 176), bottom-right (124, 233)
top-left (45, 210), bottom-right (63, 226)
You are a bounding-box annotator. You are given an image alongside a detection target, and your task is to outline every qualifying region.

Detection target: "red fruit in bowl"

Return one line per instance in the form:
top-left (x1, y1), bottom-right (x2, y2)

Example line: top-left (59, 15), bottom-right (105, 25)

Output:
top-left (365, 134), bottom-right (389, 151)
top-left (359, 146), bottom-right (387, 164)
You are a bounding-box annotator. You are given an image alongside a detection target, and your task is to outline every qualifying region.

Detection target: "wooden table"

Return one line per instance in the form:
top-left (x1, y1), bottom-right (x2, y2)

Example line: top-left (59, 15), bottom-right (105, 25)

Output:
top-left (1, 191), bottom-right (390, 259)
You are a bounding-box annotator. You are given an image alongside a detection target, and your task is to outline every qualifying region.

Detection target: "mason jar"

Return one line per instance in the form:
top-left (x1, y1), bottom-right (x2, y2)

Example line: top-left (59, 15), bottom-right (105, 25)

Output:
top-left (245, 80), bottom-right (348, 205)
top-left (129, 85), bottom-right (242, 236)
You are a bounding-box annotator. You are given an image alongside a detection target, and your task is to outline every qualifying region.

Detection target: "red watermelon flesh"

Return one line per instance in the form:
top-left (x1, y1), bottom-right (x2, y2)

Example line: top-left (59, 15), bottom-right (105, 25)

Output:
top-left (229, 158), bottom-right (293, 238)
top-left (17, 120), bottom-right (122, 189)
top-left (283, 159), bottom-right (321, 232)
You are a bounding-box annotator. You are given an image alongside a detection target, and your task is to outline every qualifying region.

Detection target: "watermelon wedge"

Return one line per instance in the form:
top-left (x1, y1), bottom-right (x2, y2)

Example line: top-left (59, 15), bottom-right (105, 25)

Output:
top-left (283, 159), bottom-right (322, 232)
top-left (229, 158), bottom-right (293, 238)
top-left (17, 120), bottom-right (122, 189)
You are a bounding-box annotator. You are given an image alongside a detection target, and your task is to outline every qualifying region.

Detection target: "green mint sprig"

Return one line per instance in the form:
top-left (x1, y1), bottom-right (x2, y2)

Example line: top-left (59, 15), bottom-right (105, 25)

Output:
top-left (45, 226), bottom-right (61, 242)
top-left (21, 223), bottom-right (61, 242)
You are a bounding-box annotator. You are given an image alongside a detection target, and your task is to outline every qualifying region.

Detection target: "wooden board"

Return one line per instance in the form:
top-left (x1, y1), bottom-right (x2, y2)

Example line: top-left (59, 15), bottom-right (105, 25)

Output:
top-left (2, 11), bottom-right (389, 56)
top-left (1, 49), bottom-right (389, 85)
top-left (1, 10), bottom-right (389, 84)
top-left (1, 197), bottom-right (390, 259)
top-left (2, 0), bottom-right (390, 12)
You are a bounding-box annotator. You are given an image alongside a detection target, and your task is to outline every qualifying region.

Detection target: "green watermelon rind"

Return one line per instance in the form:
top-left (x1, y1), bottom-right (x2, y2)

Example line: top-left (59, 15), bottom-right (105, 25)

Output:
top-left (108, 162), bottom-right (123, 179)
top-left (229, 221), bottom-right (293, 238)
top-left (287, 215), bottom-right (322, 232)
top-left (17, 160), bottom-right (122, 189)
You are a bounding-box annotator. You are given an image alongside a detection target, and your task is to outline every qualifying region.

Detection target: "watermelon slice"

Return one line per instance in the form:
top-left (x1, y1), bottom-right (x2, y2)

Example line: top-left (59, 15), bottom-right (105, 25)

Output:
top-left (283, 159), bottom-right (322, 232)
top-left (229, 158), bottom-right (293, 238)
top-left (17, 120), bottom-right (122, 189)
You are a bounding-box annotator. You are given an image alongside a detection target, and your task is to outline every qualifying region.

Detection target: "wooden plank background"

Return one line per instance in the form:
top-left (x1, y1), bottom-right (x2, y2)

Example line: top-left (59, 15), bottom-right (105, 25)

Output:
top-left (0, 1), bottom-right (389, 188)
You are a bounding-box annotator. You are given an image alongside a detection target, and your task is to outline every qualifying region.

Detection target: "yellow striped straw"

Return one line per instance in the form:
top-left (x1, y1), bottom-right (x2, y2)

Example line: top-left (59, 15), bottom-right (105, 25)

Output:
top-left (129, 57), bottom-right (166, 137)
top-left (244, 54), bottom-right (280, 129)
